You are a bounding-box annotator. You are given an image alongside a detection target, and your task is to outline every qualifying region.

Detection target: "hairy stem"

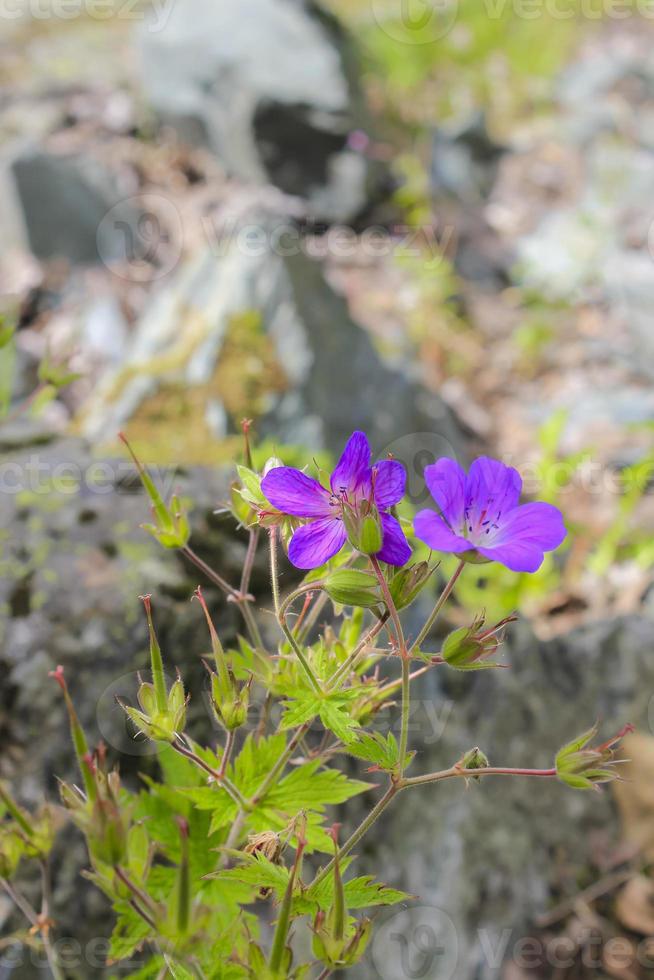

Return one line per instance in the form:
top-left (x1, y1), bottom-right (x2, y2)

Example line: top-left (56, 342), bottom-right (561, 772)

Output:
top-left (312, 763), bottom-right (559, 890)
top-left (171, 739), bottom-right (249, 809)
top-left (370, 557), bottom-right (411, 774)
top-left (280, 620), bottom-right (323, 694)
top-left (240, 527), bottom-right (259, 597)
top-left (312, 783), bottom-right (399, 889)
top-left (402, 766), bottom-right (558, 788)
top-left (181, 545), bottom-right (239, 600)
top-left (182, 544), bottom-right (264, 651)
top-left (269, 527), bottom-right (281, 618)
top-left (327, 613), bottom-right (389, 690)
top-left (410, 559), bottom-right (465, 653)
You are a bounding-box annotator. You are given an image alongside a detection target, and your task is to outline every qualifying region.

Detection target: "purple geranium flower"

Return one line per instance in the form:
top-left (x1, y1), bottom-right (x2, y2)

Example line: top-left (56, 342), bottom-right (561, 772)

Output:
top-left (261, 431), bottom-right (411, 570)
top-left (413, 456), bottom-right (567, 573)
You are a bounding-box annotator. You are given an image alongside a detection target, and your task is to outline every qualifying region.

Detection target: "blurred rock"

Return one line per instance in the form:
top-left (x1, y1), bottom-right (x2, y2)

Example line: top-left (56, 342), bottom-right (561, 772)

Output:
top-left (78, 215), bottom-right (466, 462)
top-left (136, 0), bottom-right (389, 222)
top-left (431, 111), bottom-right (506, 205)
top-left (11, 150), bottom-right (138, 265)
top-left (352, 614), bottom-right (654, 980)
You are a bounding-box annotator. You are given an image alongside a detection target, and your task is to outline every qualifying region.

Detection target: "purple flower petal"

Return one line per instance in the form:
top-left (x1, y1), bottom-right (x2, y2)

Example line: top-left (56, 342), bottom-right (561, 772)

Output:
top-left (375, 513), bottom-right (412, 566)
top-left (373, 460), bottom-right (406, 508)
top-left (331, 431), bottom-right (371, 496)
top-left (424, 458), bottom-right (466, 530)
top-left (465, 457), bottom-right (522, 535)
top-left (262, 467), bottom-right (331, 518)
top-left (493, 502), bottom-right (567, 551)
top-left (288, 517), bottom-right (347, 569)
top-left (476, 541), bottom-right (546, 573)
top-left (477, 502), bottom-right (566, 572)
top-left (414, 510), bottom-right (470, 554)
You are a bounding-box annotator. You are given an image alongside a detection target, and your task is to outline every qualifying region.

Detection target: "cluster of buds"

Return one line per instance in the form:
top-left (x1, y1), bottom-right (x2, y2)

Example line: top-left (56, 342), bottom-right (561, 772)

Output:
top-left (440, 613), bottom-right (517, 670)
top-left (194, 587), bottom-right (251, 731)
top-left (121, 596), bottom-right (188, 742)
top-left (119, 432), bottom-right (190, 549)
top-left (556, 723), bottom-right (634, 790)
top-left (311, 826), bottom-right (371, 969)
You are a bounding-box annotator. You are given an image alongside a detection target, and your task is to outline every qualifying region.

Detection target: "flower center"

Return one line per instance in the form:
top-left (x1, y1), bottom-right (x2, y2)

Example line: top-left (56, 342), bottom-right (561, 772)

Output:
top-left (463, 500), bottom-right (502, 545)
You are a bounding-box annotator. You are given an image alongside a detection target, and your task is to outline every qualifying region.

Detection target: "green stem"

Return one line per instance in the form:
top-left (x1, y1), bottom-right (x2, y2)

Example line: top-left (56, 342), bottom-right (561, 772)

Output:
top-left (183, 543), bottom-right (264, 652)
top-left (269, 527), bottom-right (281, 618)
top-left (240, 527), bottom-right (259, 597)
top-left (269, 839), bottom-right (306, 973)
top-left (398, 657), bottom-right (411, 774)
top-left (327, 613), bottom-right (389, 691)
top-left (278, 581), bottom-right (326, 625)
top-left (370, 557), bottom-right (406, 657)
top-left (312, 762), bottom-right (559, 891)
top-left (280, 620), bottom-right (323, 695)
top-left (171, 739), bottom-right (249, 810)
top-left (402, 766), bottom-right (558, 788)
top-left (409, 559), bottom-right (465, 654)
top-left (181, 545), bottom-right (239, 600)
top-left (370, 557), bottom-right (411, 775)
top-left (312, 783), bottom-right (399, 889)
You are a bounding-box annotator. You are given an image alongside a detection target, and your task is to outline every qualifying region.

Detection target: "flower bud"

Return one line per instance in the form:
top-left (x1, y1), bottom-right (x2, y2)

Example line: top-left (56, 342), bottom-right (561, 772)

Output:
top-left (61, 755), bottom-right (131, 867)
top-left (210, 671), bottom-right (251, 731)
top-left (311, 825), bottom-right (351, 967)
top-left (324, 569), bottom-right (381, 609)
top-left (342, 499), bottom-right (383, 556)
top-left (388, 561), bottom-right (434, 610)
top-left (556, 722), bottom-right (633, 790)
top-left (49, 665), bottom-right (96, 801)
top-left (441, 614), bottom-right (516, 670)
top-left (121, 599), bottom-right (187, 742)
top-left (119, 433), bottom-right (190, 549)
top-left (458, 747), bottom-right (489, 772)
top-left (194, 586), bottom-right (250, 731)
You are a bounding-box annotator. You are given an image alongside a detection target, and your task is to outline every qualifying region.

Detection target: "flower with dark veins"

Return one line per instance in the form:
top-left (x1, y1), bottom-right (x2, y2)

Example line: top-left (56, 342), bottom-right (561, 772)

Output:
top-left (414, 456), bottom-right (567, 573)
top-left (261, 431), bottom-right (411, 569)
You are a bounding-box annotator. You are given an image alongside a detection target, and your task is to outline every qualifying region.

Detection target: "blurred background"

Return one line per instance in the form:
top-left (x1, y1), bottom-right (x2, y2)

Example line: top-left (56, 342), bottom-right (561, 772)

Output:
top-left (1, 1), bottom-right (654, 977)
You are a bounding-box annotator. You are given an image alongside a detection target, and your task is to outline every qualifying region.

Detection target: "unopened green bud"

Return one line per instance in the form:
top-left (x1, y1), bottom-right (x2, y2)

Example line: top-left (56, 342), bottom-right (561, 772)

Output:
top-left (556, 722), bottom-right (633, 790)
top-left (458, 747), bottom-right (489, 772)
top-left (119, 433), bottom-right (190, 548)
top-left (342, 500), bottom-right (383, 556)
top-left (343, 917), bottom-right (372, 966)
top-left (388, 561), bottom-right (434, 610)
top-left (49, 665), bottom-right (96, 801)
top-left (210, 671), bottom-right (250, 731)
top-left (442, 614), bottom-right (515, 670)
top-left (324, 569), bottom-right (380, 609)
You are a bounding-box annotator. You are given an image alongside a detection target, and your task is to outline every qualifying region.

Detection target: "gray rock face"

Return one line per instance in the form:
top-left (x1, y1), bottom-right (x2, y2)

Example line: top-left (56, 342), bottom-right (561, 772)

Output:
top-left (0, 436), bottom-right (249, 797)
top-left (137, 0), bottom-right (388, 222)
top-left (352, 615), bottom-right (654, 980)
top-left (11, 151), bottom-right (138, 265)
top-left (79, 215), bottom-right (466, 465)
